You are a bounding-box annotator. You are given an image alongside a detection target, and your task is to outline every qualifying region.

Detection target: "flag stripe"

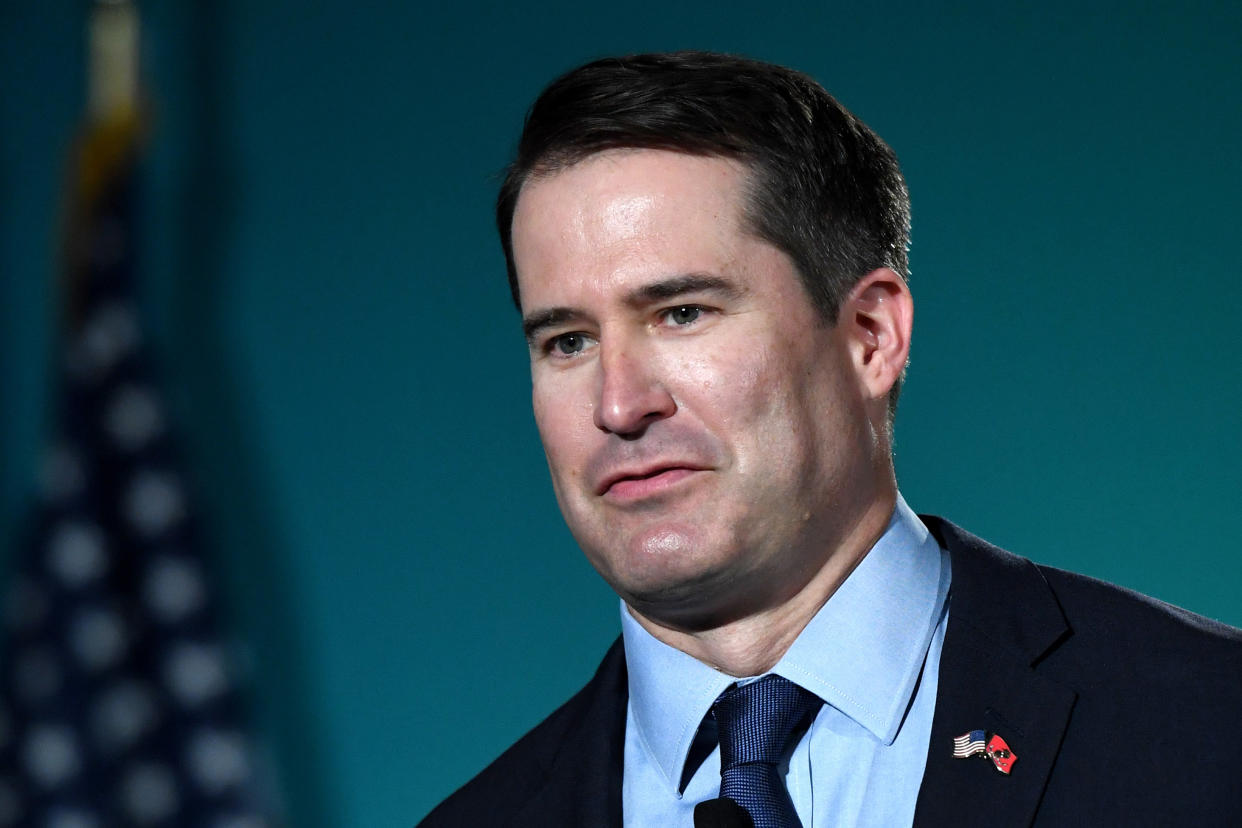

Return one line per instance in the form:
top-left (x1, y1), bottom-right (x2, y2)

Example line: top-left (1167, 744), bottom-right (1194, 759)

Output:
top-left (953, 730), bottom-right (987, 758)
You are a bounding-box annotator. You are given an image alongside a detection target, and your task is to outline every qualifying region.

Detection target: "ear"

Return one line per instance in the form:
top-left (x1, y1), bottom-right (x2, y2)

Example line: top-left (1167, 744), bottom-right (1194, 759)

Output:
top-left (840, 268), bottom-right (913, 408)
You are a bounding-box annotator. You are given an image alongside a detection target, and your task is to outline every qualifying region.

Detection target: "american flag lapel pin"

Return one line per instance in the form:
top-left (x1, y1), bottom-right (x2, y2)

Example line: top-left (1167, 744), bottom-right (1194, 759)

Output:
top-left (953, 730), bottom-right (1018, 775)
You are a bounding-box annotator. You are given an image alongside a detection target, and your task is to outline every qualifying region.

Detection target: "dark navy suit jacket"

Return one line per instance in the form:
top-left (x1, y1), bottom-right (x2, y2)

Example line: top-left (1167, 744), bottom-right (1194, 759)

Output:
top-left (420, 518), bottom-right (1242, 826)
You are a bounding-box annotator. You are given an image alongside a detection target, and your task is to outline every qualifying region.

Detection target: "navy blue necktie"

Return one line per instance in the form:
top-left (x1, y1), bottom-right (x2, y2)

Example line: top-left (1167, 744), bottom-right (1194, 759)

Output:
top-left (711, 675), bottom-right (823, 828)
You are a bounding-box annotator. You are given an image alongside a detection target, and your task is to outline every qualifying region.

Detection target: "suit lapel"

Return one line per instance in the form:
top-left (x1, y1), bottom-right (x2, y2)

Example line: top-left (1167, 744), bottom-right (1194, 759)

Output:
top-left (914, 519), bottom-right (1078, 828)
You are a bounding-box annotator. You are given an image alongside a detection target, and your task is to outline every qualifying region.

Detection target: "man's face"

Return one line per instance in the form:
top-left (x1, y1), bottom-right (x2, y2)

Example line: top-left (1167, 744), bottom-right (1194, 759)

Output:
top-left (511, 150), bottom-right (880, 628)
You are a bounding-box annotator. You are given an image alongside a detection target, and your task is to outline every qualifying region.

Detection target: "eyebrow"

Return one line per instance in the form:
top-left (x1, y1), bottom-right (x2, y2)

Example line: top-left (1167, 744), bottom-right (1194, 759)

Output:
top-left (521, 273), bottom-right (745, 344)
top-left (627, 273), bottom-right (744, 305)
top-left (522, 307), bottom-right (580, 344)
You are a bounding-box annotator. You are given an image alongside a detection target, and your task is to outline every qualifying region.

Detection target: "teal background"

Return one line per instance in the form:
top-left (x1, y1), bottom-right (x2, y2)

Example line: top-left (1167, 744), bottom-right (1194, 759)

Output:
top-left (3, 2), bottom-right (1239, 825)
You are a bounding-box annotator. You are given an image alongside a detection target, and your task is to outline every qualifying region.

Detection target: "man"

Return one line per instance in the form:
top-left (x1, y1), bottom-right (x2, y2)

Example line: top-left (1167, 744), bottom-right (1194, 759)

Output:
top-left (421, 52), bottom-right (1242, 827)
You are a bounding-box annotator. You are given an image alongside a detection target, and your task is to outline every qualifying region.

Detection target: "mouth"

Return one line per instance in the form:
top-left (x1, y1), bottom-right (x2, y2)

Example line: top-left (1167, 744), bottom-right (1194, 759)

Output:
top-left (597, 465), bottom-right (707, 501)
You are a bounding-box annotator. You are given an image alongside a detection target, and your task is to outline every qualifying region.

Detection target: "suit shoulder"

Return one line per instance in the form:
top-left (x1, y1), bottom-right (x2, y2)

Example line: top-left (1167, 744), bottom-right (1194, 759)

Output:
top-left (1035, 562), bottom-right (1242, 677)
top-left (925, 516), bottom-right (1242, 819)
top-left (1028, 563), bottom-right (1242, 818)
top-left (417, 639), bottom-right (626, 827)
top-left (927, 514), bottom-right (1242, 692)
top-left (418, 692), bottom-right (580, 826)
top-left (1038, 561), bottom-right (1242, 642)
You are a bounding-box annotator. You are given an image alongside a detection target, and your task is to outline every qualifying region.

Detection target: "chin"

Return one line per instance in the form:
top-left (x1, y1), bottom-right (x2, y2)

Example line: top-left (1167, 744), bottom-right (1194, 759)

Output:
top-left (606, 548), bottom-right (769, 632)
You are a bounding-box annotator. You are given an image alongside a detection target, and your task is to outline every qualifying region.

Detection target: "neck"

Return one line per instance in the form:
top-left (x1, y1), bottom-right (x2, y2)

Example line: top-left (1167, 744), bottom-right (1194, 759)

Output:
top-left (626, 486), bottom-right (899, 677)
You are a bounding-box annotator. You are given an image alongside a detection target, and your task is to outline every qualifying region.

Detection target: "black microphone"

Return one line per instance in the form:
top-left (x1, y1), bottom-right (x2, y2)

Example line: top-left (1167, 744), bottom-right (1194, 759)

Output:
top-left (694, 797), bottom-right (754, 828)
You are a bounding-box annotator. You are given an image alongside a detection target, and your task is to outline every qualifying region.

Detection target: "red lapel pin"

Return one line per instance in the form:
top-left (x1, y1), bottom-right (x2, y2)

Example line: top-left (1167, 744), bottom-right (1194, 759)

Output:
top-left (953, 730), bottom-right (1018, 775)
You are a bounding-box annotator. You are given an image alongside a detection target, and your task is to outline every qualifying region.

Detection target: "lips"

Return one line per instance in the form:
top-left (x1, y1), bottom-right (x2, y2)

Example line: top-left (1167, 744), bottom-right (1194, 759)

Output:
top-left (596, 463), bottom-right (708, 498)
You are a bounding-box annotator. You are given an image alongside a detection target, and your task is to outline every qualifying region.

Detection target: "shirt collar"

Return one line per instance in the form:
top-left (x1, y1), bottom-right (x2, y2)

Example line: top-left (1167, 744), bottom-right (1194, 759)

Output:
top-left (773, 494), bottom-right (948, 744)
top-left (621, 494), bottom-right (949, 792)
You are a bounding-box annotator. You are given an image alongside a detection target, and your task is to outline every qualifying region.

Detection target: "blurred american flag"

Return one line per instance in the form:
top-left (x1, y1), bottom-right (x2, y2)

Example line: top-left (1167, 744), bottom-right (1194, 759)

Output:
top-left (0, 4), bottom-right (276, 826)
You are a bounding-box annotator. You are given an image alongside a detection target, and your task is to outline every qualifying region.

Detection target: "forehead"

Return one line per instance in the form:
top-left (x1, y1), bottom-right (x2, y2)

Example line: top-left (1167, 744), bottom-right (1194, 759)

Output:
top-left (510, 150), bottom-right (754, 305)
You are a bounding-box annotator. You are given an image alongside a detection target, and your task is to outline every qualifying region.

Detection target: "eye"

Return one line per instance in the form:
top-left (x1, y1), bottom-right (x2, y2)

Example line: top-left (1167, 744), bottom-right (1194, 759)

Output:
top-left (662, 305), bottom-right (703, 326)
top-left (548, 332), bottom-right (593, 357)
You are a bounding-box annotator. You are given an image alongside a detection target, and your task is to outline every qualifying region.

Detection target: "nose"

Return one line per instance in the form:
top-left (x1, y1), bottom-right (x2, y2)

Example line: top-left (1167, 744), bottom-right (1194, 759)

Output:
top-left (593, 344), bottom-right (676, 436)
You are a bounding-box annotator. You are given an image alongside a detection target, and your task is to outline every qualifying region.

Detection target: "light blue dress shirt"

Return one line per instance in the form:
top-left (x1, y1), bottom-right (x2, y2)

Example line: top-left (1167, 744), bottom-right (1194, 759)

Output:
top-left (621, 495), bottom-right (951, 826)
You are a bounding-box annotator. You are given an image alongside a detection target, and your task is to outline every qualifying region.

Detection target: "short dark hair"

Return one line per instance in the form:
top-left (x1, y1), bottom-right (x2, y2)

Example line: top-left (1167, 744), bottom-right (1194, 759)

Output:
top-left (497, 50), bottom-right (911, 413)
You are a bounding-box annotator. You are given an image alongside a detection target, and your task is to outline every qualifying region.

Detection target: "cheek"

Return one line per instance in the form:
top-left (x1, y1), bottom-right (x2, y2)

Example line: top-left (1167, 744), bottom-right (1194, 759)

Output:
top-left (709, 341), bottom-right (831, 476)
top-left (694, 345), bottom-right (790, 442)
top-left (672, 342), bottom-right (770, 416)
top-left (532, 383), bottom-right (596, 483)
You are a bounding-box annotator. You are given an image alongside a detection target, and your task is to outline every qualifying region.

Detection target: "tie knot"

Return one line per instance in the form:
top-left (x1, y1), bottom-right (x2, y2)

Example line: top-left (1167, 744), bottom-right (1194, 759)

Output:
top-left (713, 675), bottom-right (822, 770)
